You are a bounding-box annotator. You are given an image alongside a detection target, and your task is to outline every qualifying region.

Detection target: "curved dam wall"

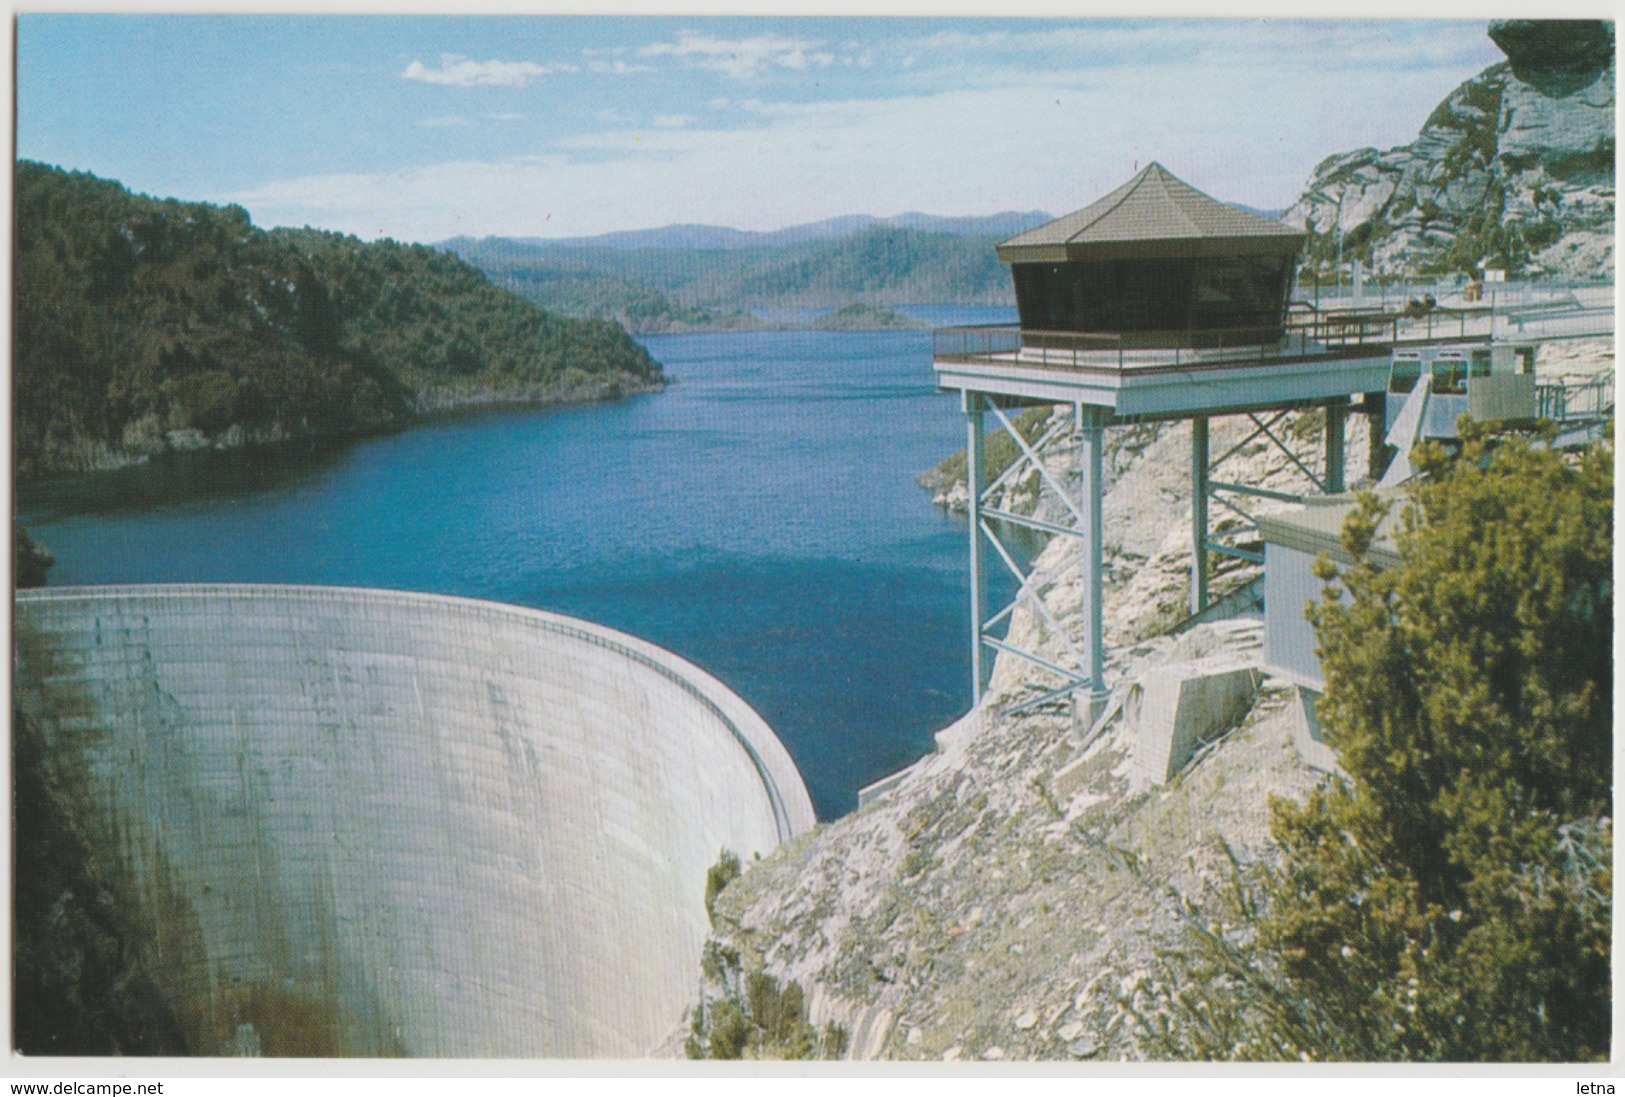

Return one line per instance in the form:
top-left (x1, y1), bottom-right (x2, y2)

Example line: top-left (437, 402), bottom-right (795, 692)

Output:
top-left (14, 585), bottom-right (815, 1058)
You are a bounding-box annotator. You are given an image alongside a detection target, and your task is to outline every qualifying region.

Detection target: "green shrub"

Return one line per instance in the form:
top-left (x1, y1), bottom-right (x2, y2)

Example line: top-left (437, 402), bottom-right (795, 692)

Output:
top-left (687, 969), bottom-right (848, 1060)
top-left (1139, 428), bottom-right (1612, 1061)
top-left (704, 850), bottom-right (741, 925)
top-left (926, 406), bottom-right (1055, 497)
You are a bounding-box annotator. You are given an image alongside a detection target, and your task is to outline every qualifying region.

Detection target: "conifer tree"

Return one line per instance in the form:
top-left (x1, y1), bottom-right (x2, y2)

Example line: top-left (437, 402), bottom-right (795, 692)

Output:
top-left (1143, 426), bottom-right (1611, 1061)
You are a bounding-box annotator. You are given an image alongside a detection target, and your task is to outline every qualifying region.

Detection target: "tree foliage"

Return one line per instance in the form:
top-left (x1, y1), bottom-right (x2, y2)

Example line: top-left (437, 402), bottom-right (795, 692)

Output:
top-left (704, 850), bottom-right (742, 925)
top-left (1141, 427), bottom-right (1611, 1061)
top-left (15, 161), bottom-right (662, 476)
top-left (918, 406), bottom-right (1053, 499)
top-left (684, 966), bottom-right (849, 1061)
top-left (689, 849), bottom-right (849, 1060)
top-left (14, 526), bottom-right (55, 589)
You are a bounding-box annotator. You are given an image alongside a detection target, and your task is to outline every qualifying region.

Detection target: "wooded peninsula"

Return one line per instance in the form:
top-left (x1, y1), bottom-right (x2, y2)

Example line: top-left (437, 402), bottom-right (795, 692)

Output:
top-left (15, 162), bottom-right (664, 477)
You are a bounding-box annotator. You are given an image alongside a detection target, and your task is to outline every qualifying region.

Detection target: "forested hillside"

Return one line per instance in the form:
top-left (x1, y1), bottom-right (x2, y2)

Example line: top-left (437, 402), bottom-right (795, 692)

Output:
top-left (15, 162), bottom-right (663, 476)
top-left (465, 262), bottom-right (762, 334)
top-left (445, 223), bottom-right (1016, 331)
top-left (735, 226), bottom-right (1013, 305)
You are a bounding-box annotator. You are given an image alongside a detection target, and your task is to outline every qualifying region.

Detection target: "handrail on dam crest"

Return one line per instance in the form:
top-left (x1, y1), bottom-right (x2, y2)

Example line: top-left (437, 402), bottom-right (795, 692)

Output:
top-left (540, 617), bottom-right (801, 842)
top-left (14, 582), bottom-right (817, 1057)
top-left (16, 583), bottom-right (813, 843)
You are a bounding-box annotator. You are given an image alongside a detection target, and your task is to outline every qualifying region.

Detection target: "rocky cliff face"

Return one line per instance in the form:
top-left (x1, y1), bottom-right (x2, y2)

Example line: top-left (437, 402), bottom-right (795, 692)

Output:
top-left (680, 332), bottom-right (1616, 1061)
top-left (673, 407), bottom-right (1370, 1060)
top-left (1284, 20), bottom-right (1614, 279)
top-left (683, 618), bottom-right (1320, 1062)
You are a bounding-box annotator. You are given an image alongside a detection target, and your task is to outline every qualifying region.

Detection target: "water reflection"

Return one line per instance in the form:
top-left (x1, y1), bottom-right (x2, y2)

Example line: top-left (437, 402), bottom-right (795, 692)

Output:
top-left (17, 439), bottom-right (361, 521)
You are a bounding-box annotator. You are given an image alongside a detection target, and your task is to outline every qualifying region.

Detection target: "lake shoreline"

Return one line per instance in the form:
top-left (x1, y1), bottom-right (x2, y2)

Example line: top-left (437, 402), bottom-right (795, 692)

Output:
top-left (18, 312), bottom-right (1022, 818)
top-left (15, 372), bottom-right (668, 485)
top-left (612, 300), bottom-right (1010, 335)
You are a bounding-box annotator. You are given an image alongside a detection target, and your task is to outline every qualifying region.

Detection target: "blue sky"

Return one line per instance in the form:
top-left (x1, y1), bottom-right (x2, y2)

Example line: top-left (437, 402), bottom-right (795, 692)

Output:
top-left (17, 15), bottom-right (1509, 243)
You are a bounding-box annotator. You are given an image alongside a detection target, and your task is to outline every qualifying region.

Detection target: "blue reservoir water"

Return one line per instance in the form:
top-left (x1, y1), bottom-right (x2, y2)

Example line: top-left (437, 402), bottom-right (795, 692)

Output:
top-left (17, 307), bottom-right (1022, 819)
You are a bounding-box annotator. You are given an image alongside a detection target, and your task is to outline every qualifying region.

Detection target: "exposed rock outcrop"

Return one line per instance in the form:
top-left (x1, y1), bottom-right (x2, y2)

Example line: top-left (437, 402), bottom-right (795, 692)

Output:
top-left (675, 403), bottom-right (1372, 1060)
top-left (683, 329), bottom-right (1615, 1059)
top-left (684, 619), bottom-right (1322, 1062)
top-left (1283, 20), bottom-right (1614, 279)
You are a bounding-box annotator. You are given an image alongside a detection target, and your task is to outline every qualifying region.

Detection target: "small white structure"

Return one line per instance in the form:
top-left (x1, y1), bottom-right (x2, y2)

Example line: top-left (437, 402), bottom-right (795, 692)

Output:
top-left (1383, 343), bottom-right (1538, 454)
top-left (1257, 495), bottom-right (1408, 774)
top-left (1256, 495), bottom-right (1403, 693)
top-left (1131, 657), bottom-right (1260, 789)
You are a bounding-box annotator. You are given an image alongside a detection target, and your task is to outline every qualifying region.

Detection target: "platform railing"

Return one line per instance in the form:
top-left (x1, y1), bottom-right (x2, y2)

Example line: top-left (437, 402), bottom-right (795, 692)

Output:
top-left (932, 305), bottom-right (1501, 374)
top-left (1298, 277), bottom-right (1609, 313)
top-left (1506, 305), bottom-right (1616, 340)
top-left (1538, 373), bottom-right (1615, 423)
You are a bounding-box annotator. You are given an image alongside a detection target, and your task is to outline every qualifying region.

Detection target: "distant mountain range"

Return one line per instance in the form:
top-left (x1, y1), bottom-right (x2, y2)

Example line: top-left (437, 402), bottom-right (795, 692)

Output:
top-left (462, 209), bottom-right (1055, 253)
top-left (438, 205), bottom-right (1305, 333)
top-left (440, 213), bottom-right (1053, 332)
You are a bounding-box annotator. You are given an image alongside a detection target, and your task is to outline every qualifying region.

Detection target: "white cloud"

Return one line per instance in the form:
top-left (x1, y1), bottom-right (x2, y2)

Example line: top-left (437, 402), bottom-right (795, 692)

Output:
top-left (420, 116), bottom-right (470, 127)
top-left (400, 53), bottom-right (573, 88)
top-left (731, 98), bottom-right (779, 115)
top-left (638, 31), bottom-right (837, 79)
top-left (220, 82), bottom-right (1250, 239)
top-left (229, 23), bottom-right (1505, 243)
top-left (653, 114), bottom-right (695, 129)
top-left (485, 113), bottom-right (524, 122)
top-left (584, 57), bottom-right (654, 75)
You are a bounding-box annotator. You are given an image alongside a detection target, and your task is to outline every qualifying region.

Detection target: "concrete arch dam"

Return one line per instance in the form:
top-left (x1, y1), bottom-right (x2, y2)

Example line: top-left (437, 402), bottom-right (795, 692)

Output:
top-left (14, 584), bottom-right (815, 1057)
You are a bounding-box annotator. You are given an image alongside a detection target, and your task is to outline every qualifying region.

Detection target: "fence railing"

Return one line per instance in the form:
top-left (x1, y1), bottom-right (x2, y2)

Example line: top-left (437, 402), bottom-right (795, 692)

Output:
top-left (1504, 306), bottom-right (1616, 340)
top-left (1538, 373), bottom-right (1615, 423)
top-left (933, 306), bottom-right (1502, 373)
top-left (1297, 277), bottom-right (1610, 313)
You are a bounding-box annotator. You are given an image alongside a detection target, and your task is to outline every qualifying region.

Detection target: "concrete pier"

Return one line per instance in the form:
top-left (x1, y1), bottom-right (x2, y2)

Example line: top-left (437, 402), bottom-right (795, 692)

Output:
top-left (14, 584), bottom-right (815, 1058)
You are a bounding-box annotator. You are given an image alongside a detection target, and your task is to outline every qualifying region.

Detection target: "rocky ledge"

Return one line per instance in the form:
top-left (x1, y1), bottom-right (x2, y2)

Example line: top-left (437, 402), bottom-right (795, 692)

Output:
top-left (674, 401), bottom-right (1372, 1059)
top-left (684, 617), bottom-right (1325, 1061)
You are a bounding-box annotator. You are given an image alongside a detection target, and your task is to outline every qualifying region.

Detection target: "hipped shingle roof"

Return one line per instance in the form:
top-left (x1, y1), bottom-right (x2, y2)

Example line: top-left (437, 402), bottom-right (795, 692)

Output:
top-left (996, 162), bottom-right (1305, 263)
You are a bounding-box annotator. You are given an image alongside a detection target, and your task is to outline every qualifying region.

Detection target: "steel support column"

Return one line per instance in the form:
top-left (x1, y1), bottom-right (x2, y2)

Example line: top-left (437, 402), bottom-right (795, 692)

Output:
top-left (1078, 405), bottom-right (1106, 696)
top-left (1190, 415), bottom-right (1209, 615)
top-left (965, 392), bottom-right (988, 702)
top-left (1325, 402), bottom-right (1347, 495)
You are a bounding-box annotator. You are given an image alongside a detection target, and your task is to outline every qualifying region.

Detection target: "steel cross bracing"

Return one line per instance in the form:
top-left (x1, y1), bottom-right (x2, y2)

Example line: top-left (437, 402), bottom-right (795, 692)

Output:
top-left (964, 393), bottom-right (1109, 704)
top-left (1188, 401), bottom-right (1352, 615)
top-left (946, 289), bottom-right (1609, 709)
top-left (963, 392), bottom-right (1367, 706)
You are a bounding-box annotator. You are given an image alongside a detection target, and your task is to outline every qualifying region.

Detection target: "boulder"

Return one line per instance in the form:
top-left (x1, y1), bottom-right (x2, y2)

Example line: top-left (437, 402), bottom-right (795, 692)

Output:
top-left (1488, 19), bottom-right (1614, 95)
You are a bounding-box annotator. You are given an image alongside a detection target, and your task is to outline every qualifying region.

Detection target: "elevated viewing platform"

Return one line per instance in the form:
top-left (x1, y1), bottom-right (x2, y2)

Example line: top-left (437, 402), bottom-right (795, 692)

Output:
top-left (933, 161), bottom-right (1613, 708)
top-left (933, 294), bottom-right (1614, 420)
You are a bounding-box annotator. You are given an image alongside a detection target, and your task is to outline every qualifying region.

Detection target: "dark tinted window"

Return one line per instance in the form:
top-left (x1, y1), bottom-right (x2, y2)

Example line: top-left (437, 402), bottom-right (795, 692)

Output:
top-left (1013, 254), bottom-right (1292, 337)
